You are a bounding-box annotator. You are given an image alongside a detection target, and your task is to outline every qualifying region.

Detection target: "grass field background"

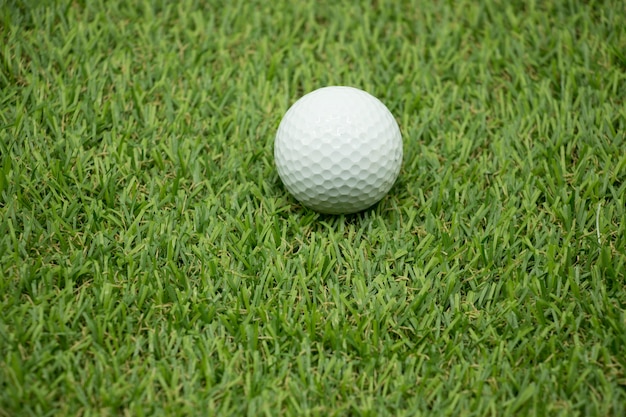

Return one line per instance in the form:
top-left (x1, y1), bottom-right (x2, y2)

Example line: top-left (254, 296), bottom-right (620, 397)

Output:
top-left (1, 0), bottom-right (625, 415)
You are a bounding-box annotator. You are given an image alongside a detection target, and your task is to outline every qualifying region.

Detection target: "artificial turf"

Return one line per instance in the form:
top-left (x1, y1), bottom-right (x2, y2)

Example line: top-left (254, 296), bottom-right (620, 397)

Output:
top-left (1, 0), bottom-right (625, 415)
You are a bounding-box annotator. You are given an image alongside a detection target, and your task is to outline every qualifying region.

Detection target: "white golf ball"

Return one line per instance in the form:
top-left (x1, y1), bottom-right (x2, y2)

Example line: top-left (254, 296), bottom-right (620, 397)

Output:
top-left (274, 86), bottom-right (403, 214)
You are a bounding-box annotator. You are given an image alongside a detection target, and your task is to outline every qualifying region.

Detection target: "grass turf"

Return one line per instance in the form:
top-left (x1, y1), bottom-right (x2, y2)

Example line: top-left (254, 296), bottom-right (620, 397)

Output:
top-left (1, 0), bottom-right (625, 415)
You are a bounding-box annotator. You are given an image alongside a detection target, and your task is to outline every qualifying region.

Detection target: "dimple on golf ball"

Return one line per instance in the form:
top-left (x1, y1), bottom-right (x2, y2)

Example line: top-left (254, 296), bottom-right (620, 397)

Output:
top-left (274, 86), bottom-right (403, 214)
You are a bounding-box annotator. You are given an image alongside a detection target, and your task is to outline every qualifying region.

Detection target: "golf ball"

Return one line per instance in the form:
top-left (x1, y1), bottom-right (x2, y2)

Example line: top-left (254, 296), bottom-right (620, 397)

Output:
top-left (274, 86), bottom-right (403, 214)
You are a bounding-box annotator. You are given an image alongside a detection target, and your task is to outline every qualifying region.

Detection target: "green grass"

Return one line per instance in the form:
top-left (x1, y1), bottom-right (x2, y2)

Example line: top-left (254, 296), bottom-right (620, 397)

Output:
top-left (1, 0), bottom-right (625, 415)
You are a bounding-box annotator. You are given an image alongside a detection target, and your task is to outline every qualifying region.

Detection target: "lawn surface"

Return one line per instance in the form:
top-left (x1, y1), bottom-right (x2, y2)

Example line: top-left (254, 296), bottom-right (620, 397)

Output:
top-left (1, 0), bottom-right (625, 415)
